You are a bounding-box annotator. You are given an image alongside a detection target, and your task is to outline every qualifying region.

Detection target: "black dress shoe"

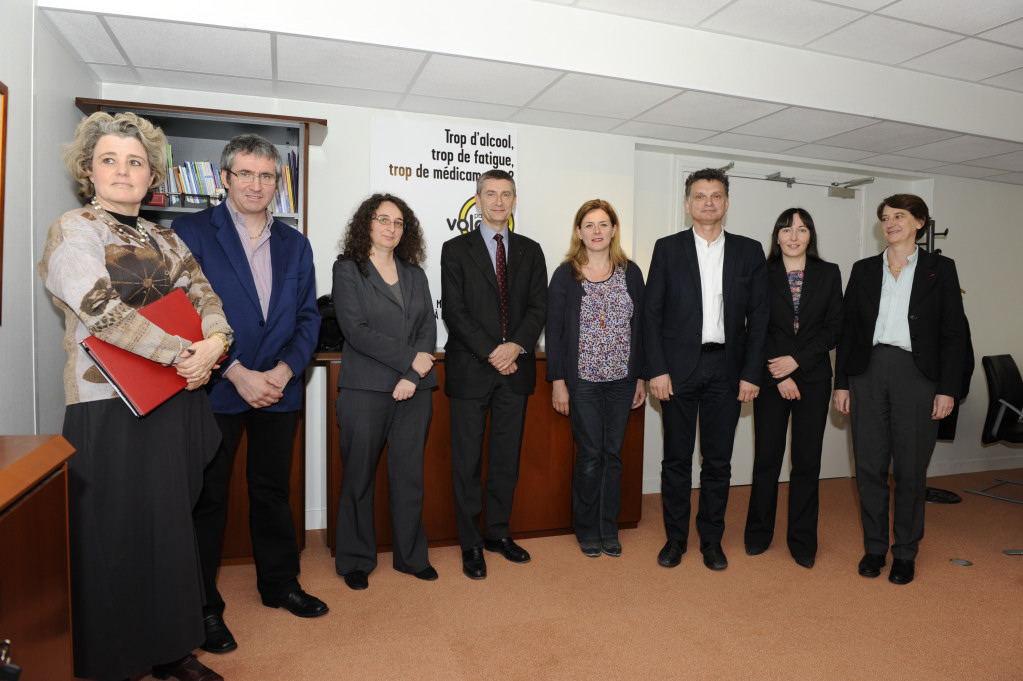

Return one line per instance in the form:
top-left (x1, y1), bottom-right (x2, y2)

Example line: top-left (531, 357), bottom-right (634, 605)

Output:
top-left (793, 555), bottom-right (816, 569)
top-left (462, 547), bottom-right (487, 579)
top-left (484, 537), bottom-right (531, 563)
top-left (745, 544), bottom-right (768, 556)
top-left (700, 541), bottom-right (728, 570)
top-left (601, 538), bottom-right (622, 557)
top-left (261, 586), bottom-right (329, 617)
top-left (152, 654), bottom-right (223, 681)
top-left (580, 541), bottom-right (602, 558)
top-left (888, 558), bottom-right (915, 585)
top-left (200, 613), bottom-right (237, 654)
top-left (411, 566), bottom-right (438, 581)
top-left (858, 553), bottom-right (886, 578)
top-left (343, 570), bottom-right (369, 590)
top-left (657, 539), bottom-right (686, 567)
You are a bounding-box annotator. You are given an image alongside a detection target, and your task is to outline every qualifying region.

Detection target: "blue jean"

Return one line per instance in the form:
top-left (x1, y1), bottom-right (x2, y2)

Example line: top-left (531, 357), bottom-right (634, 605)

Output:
top-left (569, 378), bottom-right (635, 541)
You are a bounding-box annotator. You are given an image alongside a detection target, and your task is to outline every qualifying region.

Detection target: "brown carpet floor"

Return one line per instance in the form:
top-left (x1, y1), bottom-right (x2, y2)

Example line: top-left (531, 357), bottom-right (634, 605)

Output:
top-left (156, 469), bottom-right (1023, 680)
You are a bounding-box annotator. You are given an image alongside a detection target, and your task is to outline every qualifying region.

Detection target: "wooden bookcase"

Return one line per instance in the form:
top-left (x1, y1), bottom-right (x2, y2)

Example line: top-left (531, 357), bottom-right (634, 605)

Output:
top-left (75, 98), bottom-right (328, 563)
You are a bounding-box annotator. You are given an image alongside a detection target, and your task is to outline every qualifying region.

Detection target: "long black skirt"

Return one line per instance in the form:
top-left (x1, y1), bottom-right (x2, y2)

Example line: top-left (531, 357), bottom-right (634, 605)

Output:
top-left (62, 390), bottom-right (220, 681)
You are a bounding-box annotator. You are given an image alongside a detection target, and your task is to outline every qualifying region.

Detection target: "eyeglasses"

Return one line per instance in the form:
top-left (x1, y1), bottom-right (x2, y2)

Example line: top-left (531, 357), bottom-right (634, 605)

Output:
top-left (226, 169), bottom-right (278, 186)
top-left (373, 215), bottom-right (405, 229)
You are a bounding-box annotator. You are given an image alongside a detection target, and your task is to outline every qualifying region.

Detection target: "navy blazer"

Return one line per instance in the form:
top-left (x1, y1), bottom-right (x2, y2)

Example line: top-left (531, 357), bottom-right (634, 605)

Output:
top-left (644, 228), bottom-right (769, 387)
top-left (172, 203), bottom-right (319, 414)
top-left (545, 260), bottom-right (645, 389)
top-left (835, 248), bottom-right (966, 397)
top-left (761, 258), bottom-right (843, 387)
top-left (332, 257), bottom-right (438, 393)
top-left (440, 228), bottom-right (548, 399)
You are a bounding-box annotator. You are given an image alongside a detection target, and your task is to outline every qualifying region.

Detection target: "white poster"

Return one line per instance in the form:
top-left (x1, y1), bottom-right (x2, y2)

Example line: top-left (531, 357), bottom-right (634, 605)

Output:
top-left (370, 118), bottom-right (519, 347)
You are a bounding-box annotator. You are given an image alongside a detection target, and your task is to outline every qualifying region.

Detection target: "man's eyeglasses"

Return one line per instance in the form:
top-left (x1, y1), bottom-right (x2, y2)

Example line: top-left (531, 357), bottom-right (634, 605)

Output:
top-left (226, 169), bottom-right (278, 186)
top-left (373, 215), bottom-right (405, 229)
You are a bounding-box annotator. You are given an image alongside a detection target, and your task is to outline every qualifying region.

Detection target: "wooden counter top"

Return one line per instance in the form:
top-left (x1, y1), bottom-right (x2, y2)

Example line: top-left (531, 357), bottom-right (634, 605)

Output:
top-left (0, 434), bottom-right (75, 512)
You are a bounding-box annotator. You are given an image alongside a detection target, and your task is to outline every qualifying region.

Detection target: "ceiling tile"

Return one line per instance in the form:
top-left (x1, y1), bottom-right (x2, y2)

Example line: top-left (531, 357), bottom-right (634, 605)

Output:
top-left (980, 18), bottom-right (1023, 48)
top-left (400, 95), bottom-right (519, 121)
top-left (105, 17), bottom-right (272, 79)
top-left (819, 0), bottom-right (891, 9)
top-left (816, 121), bottom-right (959, 153)
top-left (880, 0), bottom-right (1023, 35)
top-left (902, 38), bottom-right (1023, 80)
top-left (277, 36), bottom-right (425, 92)
top-left (700, 132), bottom-right (803, 153)
top-left (731, 107), bottom-right (877, 142)
top-left (612, 121), bottom-right (718, 143)
top-left (574, 0), bottom-right (732, 26)
top-left (962, 149), bottom-right (1023, 171)
top-left (410, 55), bottom-right (562, 106)
top-left (926, 164), bottom-right (1003, 179)
top-left (784, 143), bottom-right (876, 162)
top-left (88, 64), bottom-right (138, 84)
top-left (135, 69), bottom-right (275, 98)
top-left (698, 0), bottom-right (863, 46)
top-left (42, 10), bottom-right (125, 65)
top-left (512, 109), bottom-right (626, 133)
top-left (982, 66), bottom-right (1023, 92)
top-left (858, 154), bottom-right (938, 171)
top-left (895, 135), bottom-right (1023, 163)
top-left (276, 81), bottom-right (402, 109)
top-left (637, 91), bottom-right (785, 130)
top-left (527, 73), bottom-right (678, 119)
top-left (807, 15), bottom-right (960, 64)
top-left (985, 172), bottom-right (1023, 185)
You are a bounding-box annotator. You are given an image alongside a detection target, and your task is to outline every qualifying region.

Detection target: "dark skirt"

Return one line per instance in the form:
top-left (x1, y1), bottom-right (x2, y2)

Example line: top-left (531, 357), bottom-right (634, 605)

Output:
top-left (62, 390), bottom-right (220, 681)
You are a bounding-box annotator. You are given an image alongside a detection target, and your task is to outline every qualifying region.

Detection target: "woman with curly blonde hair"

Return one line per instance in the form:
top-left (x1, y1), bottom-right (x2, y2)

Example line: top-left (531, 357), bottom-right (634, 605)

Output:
top-left (39, 111), bottom-right (229, 681)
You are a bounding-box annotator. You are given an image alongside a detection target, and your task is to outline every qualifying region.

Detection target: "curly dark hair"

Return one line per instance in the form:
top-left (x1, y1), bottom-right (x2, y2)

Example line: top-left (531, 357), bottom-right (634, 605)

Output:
top-left (337, 193), bottom-right (426, 276)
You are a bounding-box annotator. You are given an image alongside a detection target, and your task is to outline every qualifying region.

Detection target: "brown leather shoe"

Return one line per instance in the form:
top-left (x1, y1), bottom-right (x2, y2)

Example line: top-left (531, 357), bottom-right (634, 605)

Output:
top-left (152, 654), bottom-right (223, 681)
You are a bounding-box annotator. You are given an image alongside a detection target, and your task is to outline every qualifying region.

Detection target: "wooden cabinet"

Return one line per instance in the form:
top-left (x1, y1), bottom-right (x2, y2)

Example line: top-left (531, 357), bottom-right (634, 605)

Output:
top-left (0, 435), bottom-right (76, 681)
top-left (318, 355), bottom-right (644, 549)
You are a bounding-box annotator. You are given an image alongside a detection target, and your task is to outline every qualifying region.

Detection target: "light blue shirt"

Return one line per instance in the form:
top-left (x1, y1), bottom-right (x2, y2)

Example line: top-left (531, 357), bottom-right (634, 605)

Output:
top-left (478, 220), bottom-right (510, 272)
top-left (872, 247), bottom-right (917, 352)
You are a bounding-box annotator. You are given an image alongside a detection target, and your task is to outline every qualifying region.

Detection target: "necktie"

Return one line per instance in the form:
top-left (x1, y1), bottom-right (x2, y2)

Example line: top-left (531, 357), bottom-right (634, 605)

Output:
top-left (494, 233), bottom-right (509, 340)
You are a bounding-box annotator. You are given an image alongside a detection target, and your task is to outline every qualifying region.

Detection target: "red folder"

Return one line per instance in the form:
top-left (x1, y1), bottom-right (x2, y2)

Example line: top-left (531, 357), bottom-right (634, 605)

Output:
top-left (80, 288), bottom-right (204, 417)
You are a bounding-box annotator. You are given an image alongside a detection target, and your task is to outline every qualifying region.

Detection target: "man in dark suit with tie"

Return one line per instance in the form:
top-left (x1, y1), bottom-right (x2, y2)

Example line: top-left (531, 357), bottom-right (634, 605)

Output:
top-left (440, 169), bottom-right (548, 580)
top-left (644, 167), bottom-right (769, 571)
top-left (173, 134), bottom-right (327, 655)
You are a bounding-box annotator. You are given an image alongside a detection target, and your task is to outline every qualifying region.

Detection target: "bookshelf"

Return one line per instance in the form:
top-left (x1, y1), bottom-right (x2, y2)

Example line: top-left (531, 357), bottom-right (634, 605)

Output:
top-left (75, 98), bottom-right (327, 235)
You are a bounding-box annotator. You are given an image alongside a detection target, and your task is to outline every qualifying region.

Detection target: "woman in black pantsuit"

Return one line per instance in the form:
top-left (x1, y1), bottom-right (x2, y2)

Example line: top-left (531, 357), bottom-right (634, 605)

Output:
top-left (333, 194), bottom-right (439, 590)
top-left (744, 208), bottom-right (842, 568)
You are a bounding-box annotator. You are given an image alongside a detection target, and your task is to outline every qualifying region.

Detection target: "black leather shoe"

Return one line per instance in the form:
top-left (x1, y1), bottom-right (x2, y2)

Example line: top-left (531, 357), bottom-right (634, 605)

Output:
top-left (888, 558), bottom-right (915, 585)
top-left (200, 613), bottom-right (237, 654)
top-left (580, 541), bottom-right (602, 557)
top-left (657, 539), bottom-right (686, 567)
top-left (484, 537), bottom-right (531, 563)
top-left (261, 586), bottom-right (329, 617)
top-left (152, 655), bottom-right (223, 681)
top-left (411, 566), bottom-right (438, 581)
top-left (343, 570), bottom-right (369, 590)
top-left (700, 541), bottom-right (728, 570)
top-left (601, 538), bottom-right (622, 557)
top-left (793, 555), bottom-right (816, 569)
top-left (462, 547), bottom-right (487, 579)
top-left (858, 553), bottom-right (886, 578)
top-left (745, 544), bottom-right (768, 556)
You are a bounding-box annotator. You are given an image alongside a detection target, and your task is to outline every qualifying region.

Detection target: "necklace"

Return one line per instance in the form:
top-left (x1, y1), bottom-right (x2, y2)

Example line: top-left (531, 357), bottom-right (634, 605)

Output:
top-left (888, 259), bottom-right (905, 273)
top-left (90, 197), bottom-right (149, 245)
top-left (249, 225), bottom-right (268, 241)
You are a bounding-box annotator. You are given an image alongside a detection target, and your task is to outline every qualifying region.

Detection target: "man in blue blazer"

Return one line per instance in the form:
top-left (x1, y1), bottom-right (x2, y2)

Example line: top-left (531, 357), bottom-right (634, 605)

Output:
top-left (173, 134), bottom-right (325, 655)
top-left (644, 168), bottom-right (769, 571)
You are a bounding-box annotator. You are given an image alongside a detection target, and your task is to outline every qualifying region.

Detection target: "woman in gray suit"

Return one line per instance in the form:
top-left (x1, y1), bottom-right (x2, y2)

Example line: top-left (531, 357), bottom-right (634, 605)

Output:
top-left (333, 193), bottom-right (439, 590)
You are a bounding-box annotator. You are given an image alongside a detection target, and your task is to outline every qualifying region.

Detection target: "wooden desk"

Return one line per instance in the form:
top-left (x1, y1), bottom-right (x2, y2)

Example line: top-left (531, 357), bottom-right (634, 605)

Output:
top-left (316, 355), bottom-right (644, 550)
top-left (0, 435), bottom-right (76, 681)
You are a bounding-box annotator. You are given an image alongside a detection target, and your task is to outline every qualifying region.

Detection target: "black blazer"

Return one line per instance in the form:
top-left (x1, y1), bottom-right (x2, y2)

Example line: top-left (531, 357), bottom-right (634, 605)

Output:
top-left (545, 260), bottom-right (646, 389)
top-left (644, 228), bottom-right (769, 387)
top-left (761, 258), bottom-right (843, 387)
top-left (332, 257), bottom-right (438, 393)
top-left (835, 249), bottom-right (966, 398)
top-left (440, 228), bottom-right (548, 399)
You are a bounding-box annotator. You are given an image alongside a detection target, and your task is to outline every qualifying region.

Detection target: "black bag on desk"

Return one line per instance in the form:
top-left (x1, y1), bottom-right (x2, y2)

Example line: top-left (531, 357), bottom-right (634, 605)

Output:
top-left (317, 294), bottom-right (343, 352)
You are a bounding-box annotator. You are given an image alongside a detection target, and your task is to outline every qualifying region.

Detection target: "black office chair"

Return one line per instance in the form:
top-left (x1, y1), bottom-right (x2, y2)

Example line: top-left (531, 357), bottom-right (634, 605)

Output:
top-left (963, 354), bottom-right (1023, 507)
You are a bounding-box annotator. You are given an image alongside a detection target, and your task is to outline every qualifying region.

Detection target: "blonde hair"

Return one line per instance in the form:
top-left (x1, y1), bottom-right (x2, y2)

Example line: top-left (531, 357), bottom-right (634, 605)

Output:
top-left (563, 199), bottom-right (628, 281)
top-left (63, 111), bottom-right (167, 203)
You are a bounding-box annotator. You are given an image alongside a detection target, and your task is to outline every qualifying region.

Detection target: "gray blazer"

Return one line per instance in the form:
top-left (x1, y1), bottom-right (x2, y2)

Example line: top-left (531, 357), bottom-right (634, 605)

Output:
top-left (332, 257), bottom-right (438, 392)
